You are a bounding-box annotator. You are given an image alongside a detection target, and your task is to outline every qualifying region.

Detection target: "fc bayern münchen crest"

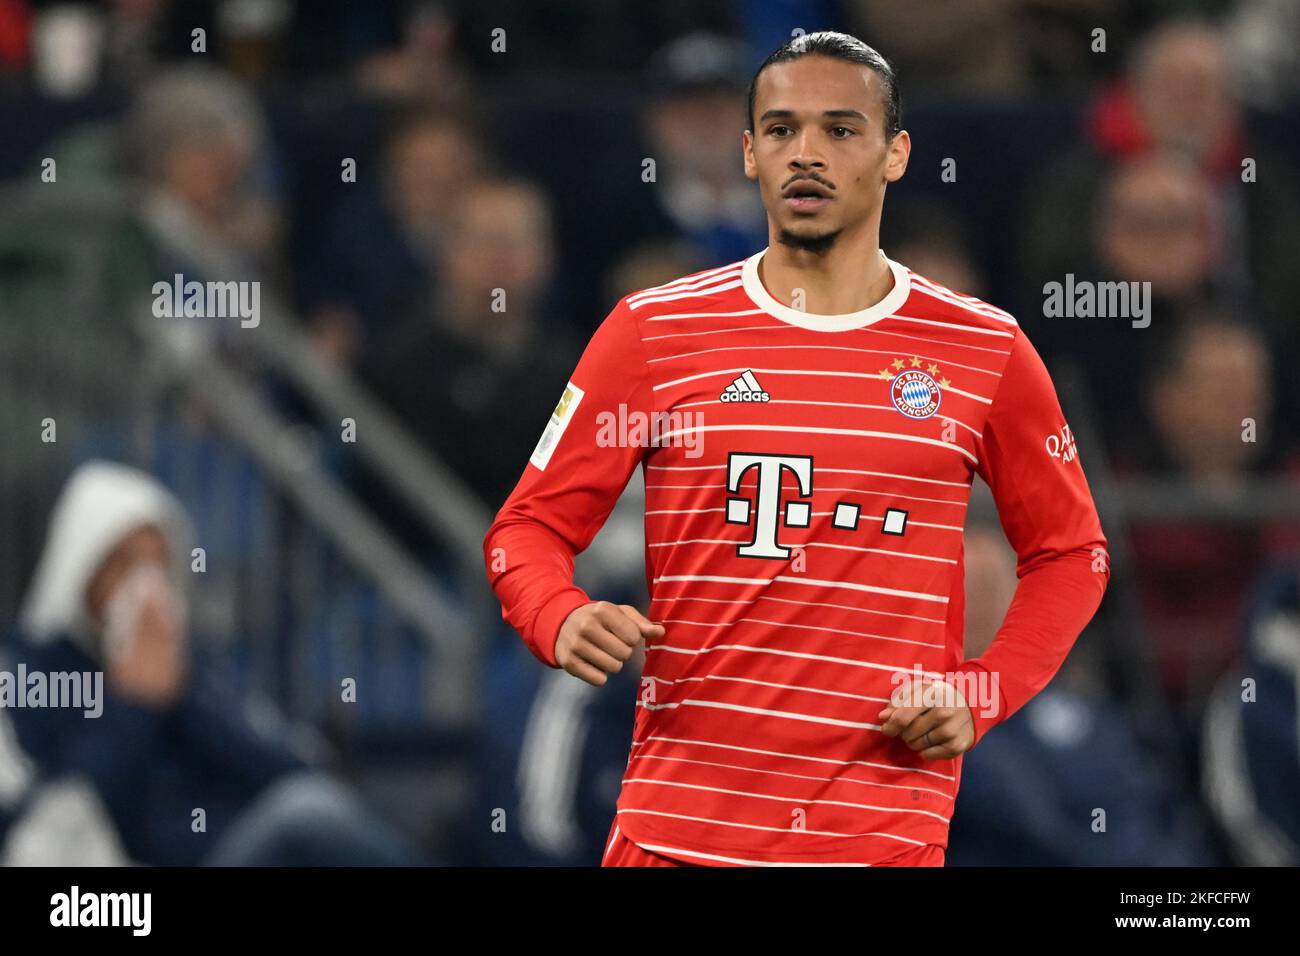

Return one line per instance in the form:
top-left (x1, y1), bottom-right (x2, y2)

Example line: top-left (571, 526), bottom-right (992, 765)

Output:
top-left (890, 369), bottom-right (942, 419)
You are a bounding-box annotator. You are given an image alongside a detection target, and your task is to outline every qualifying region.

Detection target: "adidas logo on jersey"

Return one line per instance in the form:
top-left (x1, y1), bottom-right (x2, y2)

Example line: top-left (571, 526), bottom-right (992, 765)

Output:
top-left (720, 370), bottom-right (770, 403)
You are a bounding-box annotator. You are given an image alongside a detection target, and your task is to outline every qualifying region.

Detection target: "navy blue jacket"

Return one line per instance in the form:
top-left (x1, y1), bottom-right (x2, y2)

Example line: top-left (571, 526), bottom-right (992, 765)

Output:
top-left (4, 636), bottom-right (306, 865)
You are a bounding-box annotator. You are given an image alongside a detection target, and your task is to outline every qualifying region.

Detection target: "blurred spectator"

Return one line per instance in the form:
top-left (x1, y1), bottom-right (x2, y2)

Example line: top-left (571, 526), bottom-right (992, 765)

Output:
top-left (302, 102), bottom-right (485, 367)
top-left (4, 461), bottom-right (419, 865)
top-left (1202, 559), bottom-right (1300, 865)
top-left (640, 33), bottom-right (767, 265)
top-left (947, 503), bottom-right (1224, 865)
top-left (1117, 316), bottom-right (1300, 707)
top-left (1065, 154), bottom-right (1223, 455)
top-left (1095, 153), bottom-right (1217, 303)
top-left (123, 63), bottom-right (281, 281)
top-left (1018, 17), bottom-right (1300, 423)
top-left (358, 176), bottom-right (580, 551)
top-left (571, 31), bottom-right (765, 320)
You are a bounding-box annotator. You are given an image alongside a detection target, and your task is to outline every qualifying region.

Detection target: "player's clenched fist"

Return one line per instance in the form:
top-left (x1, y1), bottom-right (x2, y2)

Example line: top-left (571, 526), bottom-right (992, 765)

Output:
top-left (876, 675), bottom-right (976, 760)
top-left (556, 601), bottom-right (664, 685)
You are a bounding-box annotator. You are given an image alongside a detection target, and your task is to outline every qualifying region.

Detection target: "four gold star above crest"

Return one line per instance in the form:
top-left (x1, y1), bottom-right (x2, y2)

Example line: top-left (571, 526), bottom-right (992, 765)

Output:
top-left (876, 359), bottom-right (952, 390)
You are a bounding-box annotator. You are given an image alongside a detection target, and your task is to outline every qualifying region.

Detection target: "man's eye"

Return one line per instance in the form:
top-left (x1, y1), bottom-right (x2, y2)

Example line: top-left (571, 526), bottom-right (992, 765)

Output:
top-left (768, 125), bottom-right (792, 136)
top-left (831, 126), bottom-right (854, 138)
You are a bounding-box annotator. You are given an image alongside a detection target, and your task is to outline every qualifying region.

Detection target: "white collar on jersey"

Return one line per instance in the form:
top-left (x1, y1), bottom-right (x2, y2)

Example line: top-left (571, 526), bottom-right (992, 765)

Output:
top-left (741, 246), bottom-right (911, 332)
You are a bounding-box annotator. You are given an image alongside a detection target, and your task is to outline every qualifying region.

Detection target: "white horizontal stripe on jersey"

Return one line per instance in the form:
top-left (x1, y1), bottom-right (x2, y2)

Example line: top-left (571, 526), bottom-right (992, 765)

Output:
top-left (887, 313), bottom-right (1015, 338)
top-left (629, 753), bottom-right (954, 800)
top-left (647, 505), bottom-right (965, 532)
top-left (796, 540), bottom-right (958, 563)
top-left (644, 323), bottom-right (789, 341)
top-left (649, 593), bottom-right (947, 626)
top-left (621, 778), bottom-right (952, 823)
top-left (774, 573), bottom-right (950, 600)
top-left (940, 384), bottom-right (993, 405)
top-left (646, 342), bottom-right (1005, 377)
top-left (648, 462), bottom-right (972, 489)
top-left (666, 399), bottom-right (985, 439)
top-left (627, 267), bottom-right (742, 306)
top-left (653, 365), bottom-right (995, 402)
top-left (646, 537), bottom-right (958, 565)
top-left (616, 808), bottom-right (929, 844)
top-left (644, 672), bottom-right (891, 703)
top-left (635, 734), bottom-right (956, 781)
top-left (648, 424), bottom-right (979, 465)
top-left (647, 479), bottom-right (971, 506)
top-left (854, 323), bottom-right (1015, 356)
top-left (646, 642), bottom-right (948, 679)
top-left (654, 573), bottom-right (772, 585)
top-left (627, 277), bottom-right (744, 309)
top-left (640, 306), bottom-right (1015, 360)
top-left (642, 308), bottom-right (767, 324)
top-left (862, 513), bottom-right (965, 531)
top-left (660, 616), bottom-right (945, 650)
top-left (908, 273), bottom-right (1016, 316)
top-left (628, 263), bottom-right (742, 301)
top-left (626, 841), bottom-right (871, 866)
top-left (908, 274), bottom-right (1017, 324)
top-left (654, 573), bottom-right (948, 604)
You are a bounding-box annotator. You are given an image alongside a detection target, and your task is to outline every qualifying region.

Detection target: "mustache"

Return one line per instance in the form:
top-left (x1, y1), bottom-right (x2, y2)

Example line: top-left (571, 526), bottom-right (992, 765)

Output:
top-left (781, 172), bottom-right (836, 191)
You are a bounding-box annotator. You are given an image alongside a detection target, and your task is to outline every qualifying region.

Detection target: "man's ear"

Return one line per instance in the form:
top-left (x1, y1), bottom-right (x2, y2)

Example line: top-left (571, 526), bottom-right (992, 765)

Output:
top-left (884, 129), bottom-right (910, 184)
top-left (742, 129), bottom-right (758, 181)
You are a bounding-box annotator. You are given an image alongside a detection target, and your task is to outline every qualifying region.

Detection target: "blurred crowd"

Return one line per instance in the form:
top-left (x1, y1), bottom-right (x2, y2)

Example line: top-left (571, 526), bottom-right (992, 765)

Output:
top-left (0, 0), bottom-right (1298, 866)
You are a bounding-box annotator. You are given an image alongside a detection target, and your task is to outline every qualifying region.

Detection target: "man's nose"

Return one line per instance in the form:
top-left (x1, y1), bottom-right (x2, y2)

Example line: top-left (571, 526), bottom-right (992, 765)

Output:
top-left (789, 140), bottom-right (827, 171)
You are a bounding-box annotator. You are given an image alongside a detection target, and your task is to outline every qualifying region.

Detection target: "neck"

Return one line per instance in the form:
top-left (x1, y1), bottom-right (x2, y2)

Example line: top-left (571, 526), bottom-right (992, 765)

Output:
top-left (758, 219), bottom-right (892, 315)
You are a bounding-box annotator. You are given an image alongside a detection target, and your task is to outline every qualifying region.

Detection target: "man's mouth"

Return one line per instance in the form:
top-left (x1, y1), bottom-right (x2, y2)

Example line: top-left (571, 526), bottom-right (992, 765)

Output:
top-left (782, 178), bottom-right (833, 212)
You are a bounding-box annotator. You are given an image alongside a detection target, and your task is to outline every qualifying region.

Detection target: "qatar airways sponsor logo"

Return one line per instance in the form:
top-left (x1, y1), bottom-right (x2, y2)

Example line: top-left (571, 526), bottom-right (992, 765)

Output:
top-left (1045, 422), bottom-right (1078, 462)
top-left (887, 666), bottom-right (1000, 723)
top-left (595, 403), bottom-right (704, 458)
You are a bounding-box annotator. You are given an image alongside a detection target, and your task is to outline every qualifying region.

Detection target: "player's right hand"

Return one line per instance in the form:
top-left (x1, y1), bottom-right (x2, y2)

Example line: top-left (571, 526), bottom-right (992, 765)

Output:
top-left (555, 601), bottom-right (664, 686)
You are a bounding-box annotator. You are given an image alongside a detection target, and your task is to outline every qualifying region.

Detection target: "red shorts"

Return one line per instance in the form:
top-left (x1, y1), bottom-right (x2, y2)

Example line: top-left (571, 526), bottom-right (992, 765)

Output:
top-left (601, 819), bottom-right (945, 867)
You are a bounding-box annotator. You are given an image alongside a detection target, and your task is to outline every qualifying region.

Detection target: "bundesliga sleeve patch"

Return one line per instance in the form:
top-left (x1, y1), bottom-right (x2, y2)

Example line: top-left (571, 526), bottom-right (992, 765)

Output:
top-left (530, 381), bottom-right (585, 470)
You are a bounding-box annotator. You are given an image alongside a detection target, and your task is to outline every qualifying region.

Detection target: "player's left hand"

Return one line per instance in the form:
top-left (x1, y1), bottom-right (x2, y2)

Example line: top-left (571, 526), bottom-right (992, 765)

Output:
top-left (876, 676), bottom-right (975, 760)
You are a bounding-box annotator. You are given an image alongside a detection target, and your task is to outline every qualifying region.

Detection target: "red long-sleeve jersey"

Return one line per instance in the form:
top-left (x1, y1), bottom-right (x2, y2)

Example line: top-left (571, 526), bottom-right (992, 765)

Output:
top-left (484, 248), bottom-right (1109, 866)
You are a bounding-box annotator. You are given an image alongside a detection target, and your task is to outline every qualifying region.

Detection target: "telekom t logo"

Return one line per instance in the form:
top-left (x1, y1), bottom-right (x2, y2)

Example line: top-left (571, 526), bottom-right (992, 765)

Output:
top-left (725, 452), bottom-right (813, 559)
